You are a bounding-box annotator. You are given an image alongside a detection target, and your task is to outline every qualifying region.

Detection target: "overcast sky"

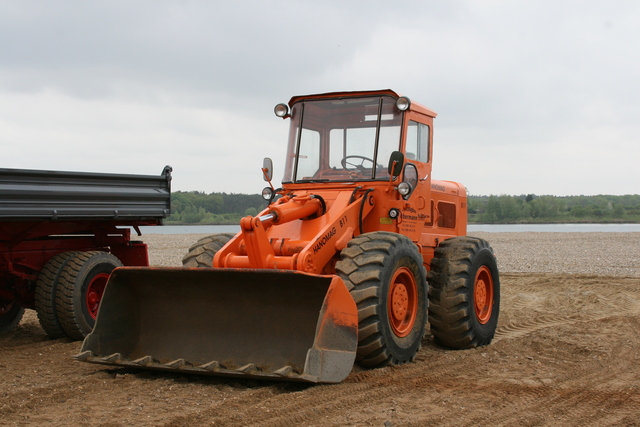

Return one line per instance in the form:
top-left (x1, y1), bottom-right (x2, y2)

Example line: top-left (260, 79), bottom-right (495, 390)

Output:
top-left (1, 1), bottom-right (638, 196)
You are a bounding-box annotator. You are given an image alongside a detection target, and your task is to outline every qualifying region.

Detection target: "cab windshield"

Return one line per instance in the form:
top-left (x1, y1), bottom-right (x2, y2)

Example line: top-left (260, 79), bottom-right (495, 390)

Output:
top-left (282, 96), bottom-right (403, 183)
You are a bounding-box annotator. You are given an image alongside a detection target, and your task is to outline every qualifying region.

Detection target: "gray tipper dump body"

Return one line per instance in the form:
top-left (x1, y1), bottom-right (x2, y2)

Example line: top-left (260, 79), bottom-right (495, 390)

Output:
top-left (0, 165), bottom-right (172, 221)
top-left (0, 165), bottom-right (172, 340)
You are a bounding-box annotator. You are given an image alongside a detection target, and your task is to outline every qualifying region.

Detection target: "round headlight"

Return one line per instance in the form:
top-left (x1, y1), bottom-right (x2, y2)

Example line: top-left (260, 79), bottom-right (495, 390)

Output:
top-left (274, 103), bottom-right (289, 118)
top-left (262, 187), bottom-right (274, 201)
top-left (388, 208), bottom-right (400, 219)
top-left (396, 96), bottom-right (411, 111)
top-left (397, 181), bottom-right (412, 196)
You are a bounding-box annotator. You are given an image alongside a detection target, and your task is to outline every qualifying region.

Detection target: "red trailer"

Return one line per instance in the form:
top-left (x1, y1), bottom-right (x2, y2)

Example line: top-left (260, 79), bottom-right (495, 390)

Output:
top-left (0, 166), bottom-right (171, 340)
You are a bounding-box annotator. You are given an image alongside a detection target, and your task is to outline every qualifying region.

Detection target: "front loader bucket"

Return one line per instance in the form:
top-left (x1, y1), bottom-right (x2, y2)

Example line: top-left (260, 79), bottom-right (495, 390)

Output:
top-left (76, 267), bottom-right (358, 383)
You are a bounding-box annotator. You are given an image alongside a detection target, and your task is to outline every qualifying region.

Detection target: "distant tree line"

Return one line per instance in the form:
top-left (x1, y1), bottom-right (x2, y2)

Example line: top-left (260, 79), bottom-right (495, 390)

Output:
top-left (468, 194), bottom-right (640, 223)
top-left (166, 191), bottom-right (267, 224)
top-left (166, 191), bottom-right (640, 225)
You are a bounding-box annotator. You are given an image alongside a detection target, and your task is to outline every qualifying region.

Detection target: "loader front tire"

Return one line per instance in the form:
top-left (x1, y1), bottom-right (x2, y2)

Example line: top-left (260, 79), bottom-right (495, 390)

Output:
top-left (182, 233), bottom-right (236, 268)
top-left (336, 232), bottom-right (427, 367)
top-left (428, 236), bottom-right (500, 349)
top-left (34, 251), bottom-right (79, 339)
top-left (56, 251), bottom-right (123, 341)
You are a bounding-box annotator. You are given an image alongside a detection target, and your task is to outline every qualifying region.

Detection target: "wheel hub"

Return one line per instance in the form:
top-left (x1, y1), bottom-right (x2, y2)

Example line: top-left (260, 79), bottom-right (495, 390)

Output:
top-left (391, 284), bottom-right (409, 320)
top-left (388, 267), bottom-right (418, 337)
top-left (86, 273), bottom-right (110, 319)
top-left (0, 301), bottom-right (13, 316)
top-left (474, 266), bottom-right (494, 325)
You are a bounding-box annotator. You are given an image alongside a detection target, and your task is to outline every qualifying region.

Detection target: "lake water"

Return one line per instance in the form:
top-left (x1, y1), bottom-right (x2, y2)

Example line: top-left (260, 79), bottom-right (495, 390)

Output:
top-left (469, 223), bottom-right (640, 232)
top-left (133, 223), bottom-right (640, 234)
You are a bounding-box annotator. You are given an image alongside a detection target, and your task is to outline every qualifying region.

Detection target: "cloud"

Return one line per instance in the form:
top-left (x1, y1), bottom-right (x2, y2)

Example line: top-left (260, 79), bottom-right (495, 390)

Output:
top-left (1, 1), bottom-right (639, 195)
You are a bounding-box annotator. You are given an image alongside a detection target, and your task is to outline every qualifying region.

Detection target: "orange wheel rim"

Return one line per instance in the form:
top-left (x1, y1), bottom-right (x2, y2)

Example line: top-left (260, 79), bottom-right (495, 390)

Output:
top-left (388, 267), bottom-right (418, 337)
top-left (474, 265), bottom-right (494, 324)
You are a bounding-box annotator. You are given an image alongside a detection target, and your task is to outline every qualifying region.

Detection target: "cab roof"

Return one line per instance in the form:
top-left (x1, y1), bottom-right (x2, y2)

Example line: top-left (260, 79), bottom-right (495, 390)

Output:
top-left (288, 89), bottom-right (437, 118)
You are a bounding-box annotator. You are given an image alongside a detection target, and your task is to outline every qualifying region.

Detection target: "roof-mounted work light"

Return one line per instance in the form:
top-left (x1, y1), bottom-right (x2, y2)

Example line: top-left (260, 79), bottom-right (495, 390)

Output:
top-left (396, 96), bottom-right (411, 111)
top-left (274, 103), bottom-right (290, 118)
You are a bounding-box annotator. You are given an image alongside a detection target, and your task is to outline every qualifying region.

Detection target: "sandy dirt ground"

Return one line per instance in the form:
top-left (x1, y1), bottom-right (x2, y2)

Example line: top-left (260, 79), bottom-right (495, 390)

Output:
top-left (1, 233), bottom-right (639, 426)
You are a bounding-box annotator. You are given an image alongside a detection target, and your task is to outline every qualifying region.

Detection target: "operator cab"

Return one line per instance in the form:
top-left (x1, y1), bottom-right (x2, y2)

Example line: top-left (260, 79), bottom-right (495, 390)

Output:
top-left (265, 90), bottom-right (436, 206)
top-left (280, 93), bottom-right (411, 183)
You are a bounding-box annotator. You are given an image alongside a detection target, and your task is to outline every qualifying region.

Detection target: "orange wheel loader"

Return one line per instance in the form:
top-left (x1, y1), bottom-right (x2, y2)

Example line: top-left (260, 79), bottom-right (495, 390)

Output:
top-left (77, 90), bottom-right (500, 383)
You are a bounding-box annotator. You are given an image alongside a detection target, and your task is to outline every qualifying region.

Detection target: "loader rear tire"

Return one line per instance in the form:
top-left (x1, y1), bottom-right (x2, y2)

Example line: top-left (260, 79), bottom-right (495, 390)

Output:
top-left (0, 300), bottom-right (24, 333)
top-left (428, 236), bottom-right (500, 349)
top-left (56, 251), bottom-right (123, 341)
top-left (182, 233), bottom-right (236, 268)
top-left (336, 232), bottom-right (427, 367)
top-left (34, 251), bottom-right (79, 339)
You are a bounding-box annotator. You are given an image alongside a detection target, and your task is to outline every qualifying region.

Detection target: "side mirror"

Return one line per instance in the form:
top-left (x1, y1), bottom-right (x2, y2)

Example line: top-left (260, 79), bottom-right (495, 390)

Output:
top-left (387, 151), bottom-right (404, 177)
top-left (262, 157), bottom-right (273, 182)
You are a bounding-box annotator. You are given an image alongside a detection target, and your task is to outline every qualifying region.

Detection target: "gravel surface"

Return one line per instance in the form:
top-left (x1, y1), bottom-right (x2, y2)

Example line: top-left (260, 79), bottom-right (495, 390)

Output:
top-left (3, 231), bottom-right (639, 426)
top-left (471, 232), bottom-right (640, 277)
top-left (136, 231), bottom-right (640, 277)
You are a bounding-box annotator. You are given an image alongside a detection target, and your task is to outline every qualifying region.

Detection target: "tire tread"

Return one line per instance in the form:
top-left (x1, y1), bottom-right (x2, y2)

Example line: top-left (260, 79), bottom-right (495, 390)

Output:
top-left (34, 251), bottom-right (79, 338)
top-left (56, 251), bottom-right (122, 341)
top-left (428, 236), bottom-right (500, 349)
top-left (336, 231), bottom-right (427, 367)
top-left (182, 233), bottom-right (236, 267)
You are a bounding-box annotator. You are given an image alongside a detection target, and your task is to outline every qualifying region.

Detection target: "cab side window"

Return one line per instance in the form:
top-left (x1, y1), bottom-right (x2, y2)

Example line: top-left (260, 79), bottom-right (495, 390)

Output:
top-left (405, 121), bottom-right (430, 163)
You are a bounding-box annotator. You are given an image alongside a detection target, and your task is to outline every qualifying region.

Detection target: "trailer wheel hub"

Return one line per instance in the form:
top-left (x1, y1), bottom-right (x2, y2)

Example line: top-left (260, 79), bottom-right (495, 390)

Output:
top-left (0, 300), bottom-right (13, 315)
top-left (86, 273), bottom-right (110, 319)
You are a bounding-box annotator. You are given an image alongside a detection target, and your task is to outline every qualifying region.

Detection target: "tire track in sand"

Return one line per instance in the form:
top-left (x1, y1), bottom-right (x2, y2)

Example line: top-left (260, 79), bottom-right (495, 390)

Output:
top-left (494, 276), bottom-right (640, 343)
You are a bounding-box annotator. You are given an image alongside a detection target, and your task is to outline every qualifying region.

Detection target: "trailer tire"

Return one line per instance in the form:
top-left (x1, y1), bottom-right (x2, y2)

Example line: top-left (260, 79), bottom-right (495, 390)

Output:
top-left (336, 231), bottom-right (427, 367)
top-left (0, 300), bottom-right (24, 333)
top-left (182, 233), bottom-right (236, 268)
top-left (34, 251), bottom-right (80, 338)
top-left (428, 236), bottom-right (500, 349)
top-left (56, 251), bottom-right (123, 341)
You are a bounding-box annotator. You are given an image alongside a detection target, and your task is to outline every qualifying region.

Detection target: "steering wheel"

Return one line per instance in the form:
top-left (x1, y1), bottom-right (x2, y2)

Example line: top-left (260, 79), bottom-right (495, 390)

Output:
top-left (341, 155), bottom-right (375, 170)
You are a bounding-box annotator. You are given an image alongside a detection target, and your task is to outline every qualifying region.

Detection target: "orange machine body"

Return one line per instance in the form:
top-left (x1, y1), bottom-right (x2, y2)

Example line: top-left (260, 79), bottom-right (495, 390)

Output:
top-left (78, 89), bottom-right (482, 384)
top-left (215, 89), bottom-right (467, 275)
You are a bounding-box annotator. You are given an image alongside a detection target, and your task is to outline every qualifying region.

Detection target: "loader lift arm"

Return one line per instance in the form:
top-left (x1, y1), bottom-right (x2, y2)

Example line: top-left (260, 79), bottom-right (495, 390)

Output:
top-left (215, 190), bottom-right (375, 274)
